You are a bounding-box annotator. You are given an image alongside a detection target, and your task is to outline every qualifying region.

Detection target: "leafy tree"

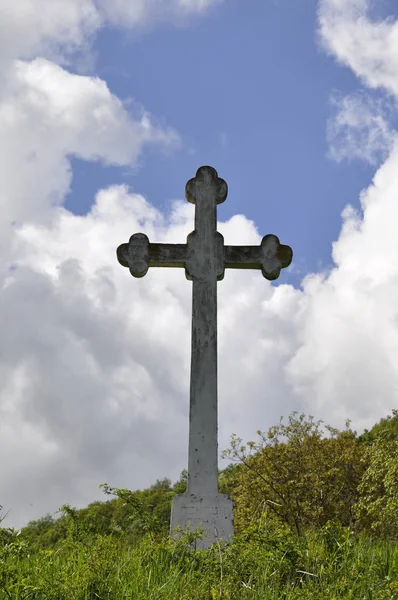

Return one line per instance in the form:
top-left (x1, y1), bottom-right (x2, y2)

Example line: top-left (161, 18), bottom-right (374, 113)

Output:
top-left (17, 514), bottom-right (56, 549)
top-left (172, 469), bottom-right (187, 494)
top-left (356, 409), bottom-right (398, 445)
top-left (221, 412), bottom-right (369, 537)
top-left (354, 432), bottom-right (398, 540)
top-left (99, 483), bottom-right (165, 544)
top-left (218, 462), bottom-right (244, 497)
top-left (78, 499), bottom-right (119, 540)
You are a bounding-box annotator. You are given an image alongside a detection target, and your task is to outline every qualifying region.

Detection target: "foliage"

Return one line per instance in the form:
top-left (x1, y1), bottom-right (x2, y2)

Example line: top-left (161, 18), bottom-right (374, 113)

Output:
top-left (221, 412), bottom-right (369, 537)
top-left (0, 502), bottom-right (397, 599)
top-left (356, 409), bottom-right (398, 445)
top-left (354, 432), bottom-right (398, 540)
top-left (1, 410), bottom-right (398, 598)
top-left (99, 483), bottom-right (165, 544)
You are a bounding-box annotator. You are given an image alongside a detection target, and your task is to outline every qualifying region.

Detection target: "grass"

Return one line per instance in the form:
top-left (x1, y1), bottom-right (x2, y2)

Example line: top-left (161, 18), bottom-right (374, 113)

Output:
top-left (1, 517), bottom-right (397, 599)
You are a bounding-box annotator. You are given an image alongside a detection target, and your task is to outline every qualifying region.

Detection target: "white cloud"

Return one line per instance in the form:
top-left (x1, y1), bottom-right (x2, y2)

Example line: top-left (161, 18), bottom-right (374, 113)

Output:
top-left (0, 0), bottom-right (100, 67)
top-left (319, 0), bottom-right (398, 166)
top-left (287, 139), bottom-right (398, 426)
top-left (1, 188), bottom-right (303, 530)
top-left (326, 91), bottom-right (396, 164)
top-left (0, 0), bottom-right (221, 531)
top-left (318, 0), bottom-right (398, 97)
top-left (97, 0), bottom-right (222, 28)
top-left (0, 58), bottom-right (179, 282)
top-left (0, 0), bottom-right (222, 67)
top-left (285, 0), bottom-right (398, 426)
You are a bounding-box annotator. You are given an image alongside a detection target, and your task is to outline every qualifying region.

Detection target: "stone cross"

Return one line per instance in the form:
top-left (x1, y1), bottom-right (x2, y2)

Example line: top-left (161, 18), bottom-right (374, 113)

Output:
top-left (116, 166), bottom-right (292, 550)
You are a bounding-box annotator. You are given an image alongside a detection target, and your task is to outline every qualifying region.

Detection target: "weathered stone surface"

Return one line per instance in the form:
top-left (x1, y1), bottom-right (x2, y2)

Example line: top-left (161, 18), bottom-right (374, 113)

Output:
top-left (117, 235), bottom-right (188, 276)
top-left (116, 166), bottom-right (293, 551)
top-left (224, 234), bottom-right (293, 280)
top-left (170, 493), bottom-right (234, 550)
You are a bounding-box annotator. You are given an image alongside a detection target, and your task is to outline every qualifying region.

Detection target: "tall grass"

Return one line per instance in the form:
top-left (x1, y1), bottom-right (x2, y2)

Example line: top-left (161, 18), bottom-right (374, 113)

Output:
top-left (1, 514), bottom-right (397, 599)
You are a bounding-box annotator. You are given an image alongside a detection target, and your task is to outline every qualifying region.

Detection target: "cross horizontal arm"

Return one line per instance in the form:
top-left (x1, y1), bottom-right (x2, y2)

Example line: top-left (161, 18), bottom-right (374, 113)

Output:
top-left (147, 243), bottom-right (188, 267)
top-left (117, 233), bottom-right (189, 277)
top-left (224, 234), bottom-right (293, 281)
top-left (117, 232), bottom-right (292, 280)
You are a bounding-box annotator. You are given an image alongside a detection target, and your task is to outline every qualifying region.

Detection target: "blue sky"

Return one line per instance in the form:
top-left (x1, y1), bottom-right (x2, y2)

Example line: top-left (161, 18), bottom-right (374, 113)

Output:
top-left (2, 0), bottom-right (398, 531)
top-left (66, 0), bottom-right (376, 288)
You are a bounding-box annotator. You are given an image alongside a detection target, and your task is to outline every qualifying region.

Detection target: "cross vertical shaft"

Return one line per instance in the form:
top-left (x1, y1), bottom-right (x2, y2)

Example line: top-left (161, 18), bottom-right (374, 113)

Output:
top-left (188, 277), bottom-right (218, 496)
top-left (187, 181), bottom-right (221, 497)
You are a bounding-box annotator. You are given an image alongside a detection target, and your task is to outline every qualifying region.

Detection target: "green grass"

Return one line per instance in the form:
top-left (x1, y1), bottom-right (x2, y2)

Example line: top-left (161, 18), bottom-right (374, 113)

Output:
top-left (1, 519), bottom-right (397, 599)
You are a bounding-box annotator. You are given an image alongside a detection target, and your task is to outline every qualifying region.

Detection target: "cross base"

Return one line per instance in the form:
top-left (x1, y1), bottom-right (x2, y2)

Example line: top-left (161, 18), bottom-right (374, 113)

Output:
top-left (170, 492), bottom-right (234, 550)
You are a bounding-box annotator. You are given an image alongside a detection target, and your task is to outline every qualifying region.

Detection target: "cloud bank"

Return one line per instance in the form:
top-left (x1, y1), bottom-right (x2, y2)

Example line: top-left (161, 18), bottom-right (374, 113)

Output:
top-left (2, 0), bottom-right (398, 532)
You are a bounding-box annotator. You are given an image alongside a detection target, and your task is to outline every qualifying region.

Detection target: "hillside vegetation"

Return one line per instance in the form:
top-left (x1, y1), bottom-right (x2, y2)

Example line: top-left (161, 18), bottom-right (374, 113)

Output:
top-left (1, 411), bottom-right (397, 598)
